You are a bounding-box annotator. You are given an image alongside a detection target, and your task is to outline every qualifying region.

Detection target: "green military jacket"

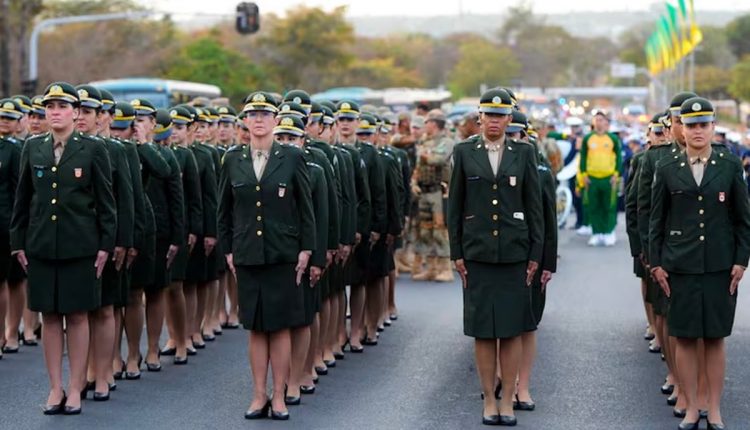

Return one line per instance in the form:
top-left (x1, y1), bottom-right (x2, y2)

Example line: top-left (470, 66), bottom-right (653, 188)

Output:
top-left (148, 144), bottom-right (184, 246)
top-left (103, 137), bottom-right (135, 249)
top-left (379, 147), bottom-right (404, 237)
top-left (625, 150), bottom-right (645, 258)
top-left (532, 145), bottom-right (558, 273)
top-left (306, 139), bottom-right (341, 250)
top-left (332, 144), bottom-right (356, 245)
top-left (173, 145), bottom-right (203, 238)
top-left (338, 143), bottom-right (371, 236)
top-left (637, 142), bottom-right (679, 262)
top-left (191, 143), bottom-right (218, 239)
top-left (0, 136), bottom-right (21, 234)
top-left (356, 141), bottom-right (387, 235)
top-left (448, 136), bottom-right (544, 264)
top-left (650, 150), bottom-right (750, 273)
top-left (386, 145), bottom-right (412, 221)
top-left (218, 141), bottom-right (316, 266)
top-left (11, 131), bottom-right (116, 258)
top-left (306, 160), bottom-right (329, 269)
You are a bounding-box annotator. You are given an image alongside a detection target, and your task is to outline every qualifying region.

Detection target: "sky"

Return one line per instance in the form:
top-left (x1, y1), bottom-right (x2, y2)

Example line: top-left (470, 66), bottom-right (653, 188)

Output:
top-left (147, 0), bottom-right (750, 18)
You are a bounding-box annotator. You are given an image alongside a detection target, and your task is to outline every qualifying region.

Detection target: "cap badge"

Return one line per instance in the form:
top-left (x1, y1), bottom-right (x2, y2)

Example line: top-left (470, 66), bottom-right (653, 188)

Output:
top-left (360, 120), bottom-right (370, 127)
top-left (252, 93), bottom-right (266, 103)
top-left (492, 96), bottom-right (501, 104)
top-left (219, 107), bottom-right (227, 113)
top-left (48, 85), bottom-right (64, 96)
top-left (2, 102), bottom-right (14, 110)
top-left (692, 102), bottom-right (701, 112)
top-left (341, 102), bottom-right (351, 110)
top-left (280, 117), bottom-right (294, 126)
top-left (131, 99), bottom-right (141, 107)
top-left (293, 97), bottom-right (302, 104)
top-left (78, 89), bottom-right (89, 99)
top-left (170, 110), bottom-right (178, 117)
top-left (281, 104), bottom-right (291, 112)
top-left (115, 109), bottom-right (123, 117)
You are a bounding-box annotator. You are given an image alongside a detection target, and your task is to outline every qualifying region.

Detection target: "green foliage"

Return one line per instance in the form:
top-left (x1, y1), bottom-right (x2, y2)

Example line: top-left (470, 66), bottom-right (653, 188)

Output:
top-left (726, 14), bottom-right (750, 60)
top-left (447, 38), bottom-right (520, 98)
top-left (728, 56), bottom-right (750, 102)
top-left (163, 37), bottom-right (266, 105)
top-left (693, 65), bottom-right (731, 98)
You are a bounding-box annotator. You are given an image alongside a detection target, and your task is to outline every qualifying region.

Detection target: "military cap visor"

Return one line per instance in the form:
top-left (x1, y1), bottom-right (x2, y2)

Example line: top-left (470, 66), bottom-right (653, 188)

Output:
top-left (30, 96), bottom-right (46, 116)
top-left (243, 92), bottom-right (278, 114)
top-left (0, 99), bottom-right (23, 120)
top-left (111, 103), bottom-right (136, 129)
top-left (506, 122), bottom-right (526, 133)
top-left (76, 88), bottom-right (102, 110)
top-left (130, 99), bottom-right (156, 116)
top-left (336, 101), bottom-right (360, 119)
top-left (478, 99), bottom-right (513, 115)
top-left (274, 116), bottom-right (305, 137)
top-left (42, 83), bottom-right (79, 105)
top-left (680, 98), bottom-right (715, 124)
top-left (356, 120), bottom-right (378, 134)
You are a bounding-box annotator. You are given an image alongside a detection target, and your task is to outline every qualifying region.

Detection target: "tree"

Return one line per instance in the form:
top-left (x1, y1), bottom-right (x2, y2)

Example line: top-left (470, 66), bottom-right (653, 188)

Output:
top-left (726, 14), bottom-right (750, 60)
top-left (447, 38), bottom-right (520, 98)
top-left (162, 36), bottom-right (266, 105)
top-left (693, 65), bottom-right (731, 99)
top-left (728, 56), bottom-right (750, 102)
top-left (257, 6), bottom-right (355, 92)
top-left (694, 26), bottom-right (736, 69)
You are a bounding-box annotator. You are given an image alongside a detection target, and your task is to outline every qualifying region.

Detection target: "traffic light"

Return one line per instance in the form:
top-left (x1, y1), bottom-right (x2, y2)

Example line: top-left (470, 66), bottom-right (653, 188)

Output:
top-left (236, 2), bottom-right (259, 35)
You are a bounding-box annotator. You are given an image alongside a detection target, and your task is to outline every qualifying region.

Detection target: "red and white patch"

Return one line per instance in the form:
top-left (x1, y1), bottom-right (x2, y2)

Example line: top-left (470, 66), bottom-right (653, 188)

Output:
top-left (278, 187), bottom-right (286, 198)
top-left (719, 192), bottom-right (725, 202)
top-left (74, 168), bottom-right (82, 178)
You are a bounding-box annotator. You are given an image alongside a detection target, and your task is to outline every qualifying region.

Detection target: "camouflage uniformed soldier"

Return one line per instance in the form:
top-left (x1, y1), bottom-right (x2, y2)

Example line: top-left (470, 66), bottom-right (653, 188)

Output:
top-left (411, 109), bottom-right (455, 282)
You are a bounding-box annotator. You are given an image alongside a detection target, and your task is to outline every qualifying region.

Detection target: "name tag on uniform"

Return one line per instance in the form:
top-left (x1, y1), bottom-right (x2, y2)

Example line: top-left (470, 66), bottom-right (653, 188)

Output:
top-left (278, 184), bottom-right (286, 198)
top-left (513, 212), bottom-right (524, 221)
top-left (719, 192), bottom-right (725, 202)
top-left (74, 168), bottom-right (83, 178)
top-left (670, 230), bottom-right (682, 236)
top-left (467, 176), bottom-right (480, 181)
top-left (509, 176), bottom-right (517, 187)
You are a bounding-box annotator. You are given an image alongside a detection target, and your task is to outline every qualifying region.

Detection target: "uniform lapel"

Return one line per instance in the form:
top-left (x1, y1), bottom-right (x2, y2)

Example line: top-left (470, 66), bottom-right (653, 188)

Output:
top-left (674, 152), bottom-right (698, 189)
top-left (497, 139), bottom-right (517, 178)
top-left (37, 133), bottom-right (55, 166)
top-left (469, 137), bottom-right (495, 181)
top-left (58, 131), bottom-right (83, 166)
top-left (237, 146), bottom-right (258, 184)
top-left (260, 141), bottom-right (284, 183)
top-left (698, 150), bottom-right (721, 189)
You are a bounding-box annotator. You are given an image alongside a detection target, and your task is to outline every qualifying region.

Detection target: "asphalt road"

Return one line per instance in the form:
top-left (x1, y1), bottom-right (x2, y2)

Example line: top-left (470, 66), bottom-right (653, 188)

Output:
top-left (1, 216), bottom-right (749, 429)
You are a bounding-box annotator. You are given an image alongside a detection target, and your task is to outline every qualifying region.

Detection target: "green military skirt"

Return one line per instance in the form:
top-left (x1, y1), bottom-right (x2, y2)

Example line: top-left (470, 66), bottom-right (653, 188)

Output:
top-left (205, 245), bottom-right (220, 282)
top-left (236, 263), bottom-right (305, 332)
top-left (131, 205), bottom-right (156, 289)
top-left (101, 259), bottom-right (125, 308)
top-left (351, 239), bottom-right (370, 286)
top-left (524, 269), bottom-right (546, 330)
top-left (667, 270), bottom-right (736, 339)
top-left (299, 271), bottom-right (322, 327)
top-left (0, 235), bottom-right (11, 283)
top-left (318, 270), bottom-right (331, 300)
top-left (185, 237), bottom-right (207, 284)
top-left (328, 262), bottom-right (345, 295)
top-left (386, 247), bottom-right (396, 273)
top-left (646, 275), bottom-right (670, 317)
top-left (633, 257), bottom-right (646, 279)
top-left (145, 239), bottom-right (171, 293)
top-left (463, 261), bottom-right (534, 339)
top-left (366, 238), bottom-right (389, 282)
top-left (170, 240), bottom-right (189, 282)
top-left (27, 256), bottom-right (101, 314)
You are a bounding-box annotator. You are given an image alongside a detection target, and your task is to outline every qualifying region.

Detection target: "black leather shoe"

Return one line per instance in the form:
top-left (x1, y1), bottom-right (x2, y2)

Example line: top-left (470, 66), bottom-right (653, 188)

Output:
top-left (146, 361), bottom-right (162, 372)
top-left (513, 397), bottom-right (535, 411)
top-left (284, 396), bottom-right (301, 405)
top-left (362, 338), bottom-right (378, 346)
top-left (661, 383), bottom-right (675, 395)
top-left (314, 366), bottom-right (328, 375)
top-left (108, 382), bottom-right (117, 392)
top-left (42, 393), bottom-right (66, 415)
top-left (482, 415), bottom-right (500, 425)
top-left (125, 355), bottom-right (142, 380)
top-left (159, 347), bottom-right (176, 356)
top-left (63, 404), bottom-right (82, 415)
top-left (93, 391), bottom-right (110, 402)
top-left (193, 341), bottom-right (206, 349)
top-left (174, 356), bottom-right (188, 365)
top-left (187, 347), bottom-right (197, 356)
top-left (389, 314), bottom-right (398, 320)
top-left (667, 395), bottom-right (678, 406)
top-left (323, 359), bottom-right (336, 368)
top-left (271, 409), bottom-right (290, 420)
top-left (244, 401), bottom-right (270, 420)
top-left (214, 328), bottom-right (223, 336)
top-left (2, 344), bottom-right (18, 353)
top-left (20, 332), bottom-right (38, 346)
top-left (377, 325), bottom-right (385, 332)
top-left (113, 362), bottom-right (125, 380)
top-left (81, 381), bottom-right (94, 400)
top-left (678, 421), bottom-right (699, 430)
top-left (333, 351), bottom-right (345, 360)
top-left (499, 415), bottom-right (517, 426)
top-left (300, 385), bottom-right (316, 395)
top-left (708, 422), bottom-right (726, 430)
top-left (383, 320), bottom-right (392, 327)
top-left (673, 408), bottom-right (686, 418)
top-left (649, 344), bottom-right (662, 353)
top-left (349, 344), bottom-right (364, 353)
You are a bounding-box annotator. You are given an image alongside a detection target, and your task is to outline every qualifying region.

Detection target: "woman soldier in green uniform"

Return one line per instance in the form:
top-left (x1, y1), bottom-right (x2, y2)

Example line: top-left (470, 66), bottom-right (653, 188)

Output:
top-left (74, 85), bottom-right (134, 400)
top-left (272, 113), bottom-right (328, 404)
top-left (650, 97), bottom-right (750, 430)
top-left (137, 102), bottom-right (185, 369)
top-left (11, 82), bottom-right (116, 414)
top-left (508, 110), bottom-right (557, 411)
top-left (447, 88), bottom-right (543, 426)
top-left (219, 91), bottom-right (315, 420)
top-left (107, 101), bottom-right (171, 380)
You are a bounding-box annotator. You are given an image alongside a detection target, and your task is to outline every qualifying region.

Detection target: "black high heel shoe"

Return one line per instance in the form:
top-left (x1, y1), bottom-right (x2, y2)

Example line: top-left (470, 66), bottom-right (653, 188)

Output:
top-left (42, 392), bottom-right (66, 415)
top-left (63, 399), bottom-right (82, 415)
top-left (81, 381), bottom-right (94, 400)
top-left (314, 366), bottom-right (328, 376)
top-left (113, 361), bottom-right (126, 380)
top-left (333, 351), bottom-right (345, 360)
top-left (146, 353), bottom-right (161, 372)
top-left (513, 394), bottom-right (535, 411)
top-left (125, 355), bottom-right (143, 380)
top-left (498, 415), bottom-right (517, 426)
top-left (20, 331), bottom-right (38, 346)
top-left (363, 337), bottom-right (378, 346)
top-left (159, 346), bottom-right (176, 356)
top-left (667, 394), bottom-right (678, 406)
top-left (323, 359), bottom-right (336, 368)
top-left (174, 356), bottom-right (188, 365)
top-left (93, 390), bottom-right (110, 402)
top-left (678, 420), bottom-right (699, 430)
top-left (300, 385), bottom-right (316, 395)
top-left (271, 408), bottom-right (290, 420)
top-left (661, 382), bottom-right (675, 395)
top-left (244, 400), bottom-right (270, 420)
top-left (707, 422), bottom-right (726, 430)
top-left (482, 414), bottom-right (500, 425)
